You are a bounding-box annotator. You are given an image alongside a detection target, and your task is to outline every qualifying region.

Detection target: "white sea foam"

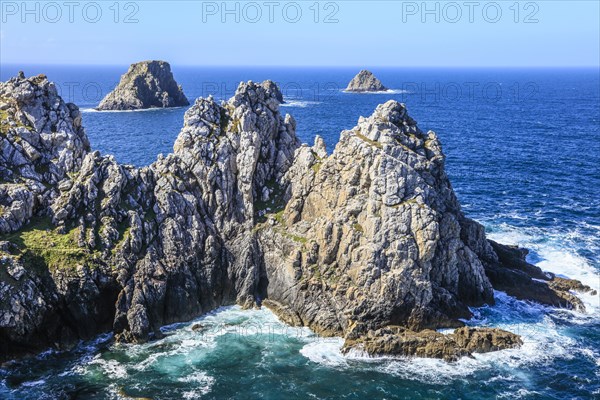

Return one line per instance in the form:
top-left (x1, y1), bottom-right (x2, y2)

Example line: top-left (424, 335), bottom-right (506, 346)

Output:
top-left (87, 357), bottom-right (128, 379)
top-left (38, 332), bottom-right (109, 359)
top-left (93, 306), bottom-right (317, 376)
top-left (280, 100), bottom-right (322, 108)
top-left (497, 389), bottom-right (542, 399)
top-left (341, 89), bottom-right (410, 94)
top-left (19, 379), bottom-right (46, 387)
top-left (81, 106), bottom-right (186, 113)
top-left (178, 371), bottom-right (215, 396)
top-left (296, 285), bottom-right (598, 386)
top-left (178, 371), bottom-right (214, 384)
top-left (487, 223), bottom-right (600, 315)
top-left (182, 390), bottom-right (202, 399)
top-left (299, 338), bottom-right (346, 367)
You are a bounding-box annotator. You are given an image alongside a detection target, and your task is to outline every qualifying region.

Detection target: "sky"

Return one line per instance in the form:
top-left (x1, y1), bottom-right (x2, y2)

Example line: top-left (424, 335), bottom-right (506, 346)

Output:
top-left (0, 0), bottom-right (599, 67)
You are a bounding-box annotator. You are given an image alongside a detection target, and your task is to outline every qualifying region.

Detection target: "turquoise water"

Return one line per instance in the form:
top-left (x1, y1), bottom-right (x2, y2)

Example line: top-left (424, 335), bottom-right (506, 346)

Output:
top-left (0, 66), bottom-right (599, 399)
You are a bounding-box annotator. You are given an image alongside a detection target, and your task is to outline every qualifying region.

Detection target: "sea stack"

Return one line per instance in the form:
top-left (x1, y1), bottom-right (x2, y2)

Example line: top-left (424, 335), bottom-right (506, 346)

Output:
top-left (345, 69), bottom-right (388, 92)
top-left (97, 60), bottom-right (189, 110)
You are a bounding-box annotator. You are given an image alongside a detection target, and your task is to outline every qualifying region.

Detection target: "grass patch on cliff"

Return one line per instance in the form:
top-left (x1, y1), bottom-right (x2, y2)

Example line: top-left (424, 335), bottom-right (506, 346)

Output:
top-left (352, 223), bottom-right (364, 233)
top-left (0, 102), bottom-right (33, 136)
top-left (0, 217), bottom-right (98, 271)
top-left (388, 197), bottom-right (426, 210)
top-left (254, 178), bottom-right (287, 224)
top-left (310, 264), bottom-right (321, 279)
top-left (0, 109), bottom-right (9, 136)
top-left (354, 132), bottom-right (382, 149)
top-left (281, 231), bottom-right (307, 244)
top-left (115, 219), bottom-right (131, 244)
top-left (309, 150), bottom-right (323, 174)
top-left (308, 263), bottom-right (341, 286)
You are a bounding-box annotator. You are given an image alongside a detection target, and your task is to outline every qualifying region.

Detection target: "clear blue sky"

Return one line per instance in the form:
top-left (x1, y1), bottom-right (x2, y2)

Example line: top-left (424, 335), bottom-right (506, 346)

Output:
top-left (1, 0), bottom-right (599, 66)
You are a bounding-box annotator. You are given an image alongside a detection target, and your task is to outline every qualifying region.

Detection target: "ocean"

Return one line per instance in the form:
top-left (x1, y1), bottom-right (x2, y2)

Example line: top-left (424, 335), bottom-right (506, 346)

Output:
top-left (0, 65), bottom-right (599, 399)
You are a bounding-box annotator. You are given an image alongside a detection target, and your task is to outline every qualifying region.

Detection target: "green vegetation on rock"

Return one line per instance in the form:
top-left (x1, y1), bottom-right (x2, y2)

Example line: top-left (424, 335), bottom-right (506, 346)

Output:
top-left (254, 179), bottom-right (287, 224)
top-left (0, 109), bottom-right (9, 136)
top-left (311, 162), bottom-right (322, 174)
top-left (354, 131), bottom-right (383, 149)
top-left (0, 217), bottom-right (100, 271)
top-left (281, 231), bottom-right (307, 244)
top-left (352, 223), bottom-right (364, 233)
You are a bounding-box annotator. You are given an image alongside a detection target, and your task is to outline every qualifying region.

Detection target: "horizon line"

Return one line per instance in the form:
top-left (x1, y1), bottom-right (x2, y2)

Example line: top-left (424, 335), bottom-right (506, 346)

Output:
top-left (1, 63), bottom-right (599, 69)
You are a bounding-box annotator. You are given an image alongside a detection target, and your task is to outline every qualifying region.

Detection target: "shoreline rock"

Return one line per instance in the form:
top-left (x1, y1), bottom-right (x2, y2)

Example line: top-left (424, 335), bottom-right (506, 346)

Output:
top-left (484, 240), bottom-right (596, 310)
top-left (96, 60), bottom-right (189, 111)
top-left (342, 326), bottom-right (523, 362)
top-left (345, 70), bottom-right (388, 92)
top-left (0, 72), bottom-right (595, 362)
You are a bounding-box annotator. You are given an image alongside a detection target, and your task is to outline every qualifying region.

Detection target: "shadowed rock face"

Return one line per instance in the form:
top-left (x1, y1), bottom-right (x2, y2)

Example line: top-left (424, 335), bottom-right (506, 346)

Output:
top-left (346, 70), bottom-right (388, 92)
top-left (97, 60), bottom-right (189, 110)
top-left (0, 73), bottom-right (593, 361)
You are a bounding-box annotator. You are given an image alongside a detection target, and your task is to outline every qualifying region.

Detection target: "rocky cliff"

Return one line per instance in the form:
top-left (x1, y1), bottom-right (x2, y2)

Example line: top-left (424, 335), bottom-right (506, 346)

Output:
top-left (1, 73), bottom-right (593, 361)
top-left (346, 70), bottom-right (388, 92)
top-left (97, 61), bottom-right (189, 110)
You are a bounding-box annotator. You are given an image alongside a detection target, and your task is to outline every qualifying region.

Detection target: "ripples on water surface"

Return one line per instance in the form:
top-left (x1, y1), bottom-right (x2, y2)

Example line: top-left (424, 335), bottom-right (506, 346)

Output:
top-left (0, 66), bottom-right (599, 399)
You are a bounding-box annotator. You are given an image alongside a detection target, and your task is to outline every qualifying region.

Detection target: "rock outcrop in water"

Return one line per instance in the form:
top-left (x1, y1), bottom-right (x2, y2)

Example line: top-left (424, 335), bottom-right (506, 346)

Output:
top-left (342, 326), bottom-right (523, 361)
top-left (0, 73), bottom-right (594, 361)
top-left (346, 70), bottom-right (388, 92)
top-left (97, 60), bottom-right (189, 110)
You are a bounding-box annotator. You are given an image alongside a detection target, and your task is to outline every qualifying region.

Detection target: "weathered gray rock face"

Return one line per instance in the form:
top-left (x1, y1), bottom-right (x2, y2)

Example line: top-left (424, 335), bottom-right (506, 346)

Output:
top-left (51, 80), bottom-right (299, 343)
top-left (0, 73), bottom-right (90, 234)
top-left (1, 74), bottom-right (299, 354)
top-left (0, 73), bottom-right (592, 362)
top-left (261, 80), bottom-right (285, 103)
top-left (259, 100), bottom-right (495, 337)
top-left (97, 61), bottom-right (189, 110)
top-left (346, 70), bottom-right (388, 92)
top-left (258, 102), bottom-right (595, 343)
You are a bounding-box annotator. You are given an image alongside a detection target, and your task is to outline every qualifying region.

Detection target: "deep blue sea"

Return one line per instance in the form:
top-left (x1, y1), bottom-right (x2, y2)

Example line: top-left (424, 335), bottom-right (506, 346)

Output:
top-left (1, 65), bottom-right (599, 399)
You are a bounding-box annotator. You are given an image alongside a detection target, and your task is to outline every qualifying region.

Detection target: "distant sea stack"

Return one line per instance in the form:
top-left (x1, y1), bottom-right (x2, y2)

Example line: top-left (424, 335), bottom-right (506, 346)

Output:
top-left (97, 60), bottom-right (189, 111)
top-left (345, 69), bottom-right (388, 92)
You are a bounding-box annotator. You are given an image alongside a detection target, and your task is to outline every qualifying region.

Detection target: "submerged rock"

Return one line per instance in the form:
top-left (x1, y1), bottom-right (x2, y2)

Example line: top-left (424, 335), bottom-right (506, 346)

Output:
top-left (97, 60), bottom-right (189, 110)
top-left (346, 70), bottom-right (388, 92)
top-left (0, 73), bottom-right (594, 362)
